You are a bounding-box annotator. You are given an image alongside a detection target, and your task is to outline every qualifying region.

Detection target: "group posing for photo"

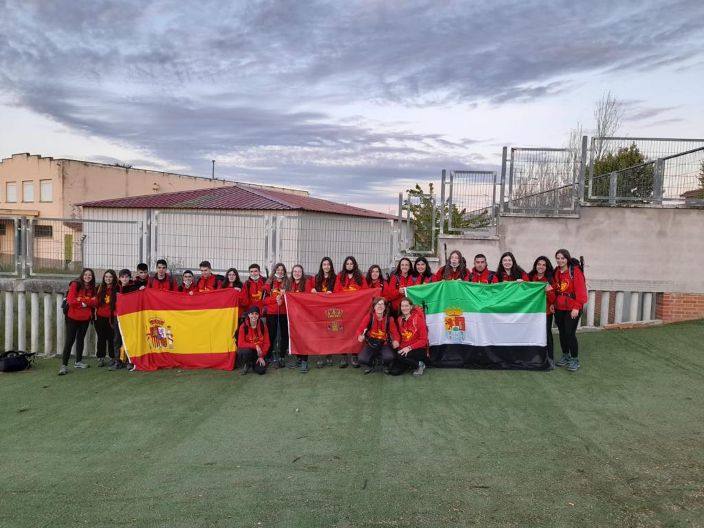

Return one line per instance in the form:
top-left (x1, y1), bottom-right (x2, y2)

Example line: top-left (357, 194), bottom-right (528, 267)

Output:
top-left (58, 249), bottom-right (587, 377)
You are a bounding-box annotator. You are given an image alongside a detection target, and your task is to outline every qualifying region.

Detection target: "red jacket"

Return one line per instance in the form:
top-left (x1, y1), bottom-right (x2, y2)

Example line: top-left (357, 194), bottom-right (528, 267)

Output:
top-left (408, 274), bottom-right (432, 286)
top-left (468, 268), bottom-right (499, 284)
top-left (310, 274), bottom-right (335, 293)
top-left (367, 277), bottom-right (385, 291)
top-left (95, 284), bottom-right (115, 319)
top-left (393, 307), bottom-right (428, 350)
top-left (242, 277), bottom-right (266, 310)
top-left (432, 266), bottom-right (469, 282)
top-left (147, 274), bottom-right (175, 291)
top-left (196, 274), bottom-right (219, 293)
top-left (497, 270), bottom-right (529, 282)
top-left (263, 277), bottom-right (288, 316)
top-left (178, 282), bottom-right (198, 295)
top-left (552, 266), bottom-right (588, 311)
top-left (66, 281), bottom-right (97, 322)
top-left (383, 273), bottom-right (414, 312)
top-left (529, 274), bottom-right (557, 314)
top-left (333, 273), bottom-right (368, 292)
top-left (357, 313), bottom-right (398, 343)
top-left (289, 278), bottom-right (308, 294)
top-left (237, 320), bottom-right (270, 357)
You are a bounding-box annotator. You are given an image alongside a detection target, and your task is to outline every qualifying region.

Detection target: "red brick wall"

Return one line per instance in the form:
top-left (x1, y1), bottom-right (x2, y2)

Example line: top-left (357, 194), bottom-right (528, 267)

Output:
top-left (656, 293), bottom-right (704, 323)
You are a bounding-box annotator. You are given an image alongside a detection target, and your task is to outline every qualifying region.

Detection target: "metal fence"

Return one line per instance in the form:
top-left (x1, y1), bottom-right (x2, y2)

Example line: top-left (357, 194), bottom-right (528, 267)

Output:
top-left (588, 137), bottom-right (704, 202)
top-left (441, 169), bottom-right (498, 235)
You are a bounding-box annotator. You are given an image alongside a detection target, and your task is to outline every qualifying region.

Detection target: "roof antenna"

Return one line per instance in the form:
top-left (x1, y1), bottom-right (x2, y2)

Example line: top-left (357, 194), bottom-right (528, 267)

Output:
top-left (211, 160), bottom-right (215, 179)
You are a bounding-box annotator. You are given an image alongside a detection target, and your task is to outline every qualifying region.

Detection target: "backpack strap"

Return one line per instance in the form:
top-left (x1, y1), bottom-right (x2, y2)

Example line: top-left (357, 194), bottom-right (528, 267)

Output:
top-left (488, 271), bottom-right (495, 283)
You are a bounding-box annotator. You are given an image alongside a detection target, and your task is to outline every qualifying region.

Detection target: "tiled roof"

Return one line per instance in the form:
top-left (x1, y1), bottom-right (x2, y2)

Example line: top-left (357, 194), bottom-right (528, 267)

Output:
top-left (79, 183), bottom-right (395, 220)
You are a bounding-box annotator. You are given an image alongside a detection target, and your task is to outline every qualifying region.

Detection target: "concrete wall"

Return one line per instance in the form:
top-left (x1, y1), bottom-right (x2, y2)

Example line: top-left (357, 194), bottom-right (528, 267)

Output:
top-left (439, 205), bottom-right (704, 294)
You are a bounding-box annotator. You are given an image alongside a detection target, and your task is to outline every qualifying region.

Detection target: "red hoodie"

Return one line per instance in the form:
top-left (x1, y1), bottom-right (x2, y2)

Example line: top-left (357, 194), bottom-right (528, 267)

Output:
top-left (147, 274), bottom-right (175, 291)
top-left (552, 266), bottom-right (588, 311)
top-left (242, 277), bottom-right (266, 310)
top-left (178, 282), bottom-right (198, 295)
top-left (196, 274), bottom-right (219, 293)
top-left (432, 266), bottom-right (470, 282)
top-left (310, 274), bottom-right (335, 293)
top-left (357, 312), bottom-right (398, 343)
top-left (393, 307), bottom-right (428, 351)
top-left (95, 284), bottom-right (115, 319)
top-left (468, 268), bottom-right (499, 284)
top-left (383, 273), bottom-right (414, 312)
top-left (367, 277), bottom-right (385, 291)
top-left (66, 281), bottom-right (97, 322)
top-left (333, 273), bottom-right (368, 292)
top-left (263, 277), bottom-right (287, 316)
top-left (497, 269), bottom-right (529, 282)
top-left (237, 320), bottom-right (270, 356)
top-left (408, 274), bottom-right (432, 286)
top-left (529, 274), bottom-right (557, 314)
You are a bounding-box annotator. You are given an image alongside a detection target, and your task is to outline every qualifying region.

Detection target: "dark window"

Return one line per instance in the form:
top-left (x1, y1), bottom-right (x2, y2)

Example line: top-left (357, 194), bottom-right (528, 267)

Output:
top-left (0, 223), bottom-right (6, 235)
top-left (33, 225), bottom-right (53, 238)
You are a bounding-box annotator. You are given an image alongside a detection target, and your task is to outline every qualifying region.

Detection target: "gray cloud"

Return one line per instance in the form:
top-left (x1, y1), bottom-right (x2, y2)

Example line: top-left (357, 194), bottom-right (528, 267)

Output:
top-left (1, 0), bottom-right (703, 205)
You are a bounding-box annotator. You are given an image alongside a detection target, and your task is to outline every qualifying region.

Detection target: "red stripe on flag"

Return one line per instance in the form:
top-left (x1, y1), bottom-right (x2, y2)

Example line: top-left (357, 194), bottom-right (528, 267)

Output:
top-left (285, 288), bottom-right (381, 356)
top-left (130, 352), bottom-right (236, 371)
top-left (117, 288), bottom-right (239, 316)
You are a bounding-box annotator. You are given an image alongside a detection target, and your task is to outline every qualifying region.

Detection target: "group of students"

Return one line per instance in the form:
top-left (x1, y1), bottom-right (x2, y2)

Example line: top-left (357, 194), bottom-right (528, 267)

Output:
top-left (57, 248), bottom-right (587, 377)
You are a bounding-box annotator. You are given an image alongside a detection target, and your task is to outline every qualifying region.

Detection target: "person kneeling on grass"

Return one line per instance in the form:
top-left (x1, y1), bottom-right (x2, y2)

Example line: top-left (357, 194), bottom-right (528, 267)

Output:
top-left (236, 306), bottom-right (270, 375)
top-left (357, 296), bottom-right (398, 375)
top-left (392, 297), bottom-right (428, 377)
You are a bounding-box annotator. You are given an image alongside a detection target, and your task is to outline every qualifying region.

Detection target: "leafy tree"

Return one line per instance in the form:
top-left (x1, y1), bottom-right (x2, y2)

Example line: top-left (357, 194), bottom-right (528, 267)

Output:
top-left (404, 183), bottom-right (491, 253)
top-left (589, 143), bottom-right (653, 202)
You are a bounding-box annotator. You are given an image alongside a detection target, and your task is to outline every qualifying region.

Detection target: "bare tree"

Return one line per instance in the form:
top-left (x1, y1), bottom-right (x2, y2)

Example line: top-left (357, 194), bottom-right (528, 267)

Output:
top-left (593, 91), bottom-right (623, 160)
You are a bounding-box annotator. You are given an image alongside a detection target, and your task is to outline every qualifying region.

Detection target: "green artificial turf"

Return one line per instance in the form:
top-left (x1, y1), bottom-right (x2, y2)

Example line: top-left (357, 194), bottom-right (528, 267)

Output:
top-left (1, 321), bottom-right (703, 528)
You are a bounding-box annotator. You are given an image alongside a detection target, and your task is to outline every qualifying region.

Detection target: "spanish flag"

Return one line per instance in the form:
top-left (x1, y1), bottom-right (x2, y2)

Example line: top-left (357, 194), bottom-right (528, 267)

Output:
top-left (116, 289), bottom-right (239, 371)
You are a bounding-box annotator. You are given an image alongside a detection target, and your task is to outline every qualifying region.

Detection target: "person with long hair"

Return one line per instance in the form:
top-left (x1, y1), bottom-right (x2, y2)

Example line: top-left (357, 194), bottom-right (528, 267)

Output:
top-left (384, 257), bottom-right (414, 314)
top-left (95, 269), bottom-right (118, 368)
top-left (289, 264), bottom-right (308, 293)
top-left (432, 250), bottom-right (469, 282)
top-left (221, 267), bottom-right (246, 307)
top-left (365, 264), bottom-right (386, 291)
top-left (392, 297), bottom-right (428, 376)
top-left (236, 306), bottom-right (270, 375)
top-left (58, 268), bottom-right (97, 376)
top-left (178, 270), bottom-right (197, 295)
top-left (552, 249), bottom-right (588, 372)
top-left (496, 252), bottom-right (529, 282)
top-left (410, 256), bottom-right (433, 285)
top-left (333, 256), bottom-right (367, 368)
top-left (263, 262), bottom-right (290, 368)
top-left (311, 257), bottom-right (336, 368)
top-left (529, 256), bottom-right (557, 364)
top-left (356, 297), bottom-right (399, 375)
top-left (468, 254), bottom-right (498, 283)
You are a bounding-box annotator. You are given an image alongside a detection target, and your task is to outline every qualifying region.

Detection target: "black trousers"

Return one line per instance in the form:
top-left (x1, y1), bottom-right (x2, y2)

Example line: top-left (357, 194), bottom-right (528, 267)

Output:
top-left (95, 316), bottom-right (116, 359)
top-left (546, 313), bottom-right (554, 362)
top-left (395, 348), bottom-right (426, 370)
top-left (265, 314), bottom-right (289, 360)
top-left (554, 310), bottom-right (581, 358)
top-left (237, 348), bottom-right (266, 375)
top-left (358, 344), bottom-right (395, 367)
top-left (62, 319), bottom-right (90, 366)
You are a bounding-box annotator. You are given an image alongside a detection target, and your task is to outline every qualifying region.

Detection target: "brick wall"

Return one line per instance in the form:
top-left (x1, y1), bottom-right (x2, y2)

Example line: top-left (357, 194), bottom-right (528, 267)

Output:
top-left (655, 293), bottom-right (704, 323)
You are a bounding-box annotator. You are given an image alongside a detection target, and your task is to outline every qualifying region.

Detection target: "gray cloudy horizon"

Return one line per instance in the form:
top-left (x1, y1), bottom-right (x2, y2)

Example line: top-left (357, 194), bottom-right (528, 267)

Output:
top-left (1, 0), bottom-right (703, 212)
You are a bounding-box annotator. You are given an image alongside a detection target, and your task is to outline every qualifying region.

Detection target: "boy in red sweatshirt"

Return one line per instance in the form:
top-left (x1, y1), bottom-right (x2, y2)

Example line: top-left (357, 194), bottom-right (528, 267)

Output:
top-left (236, 306), bottom-right (270, 375)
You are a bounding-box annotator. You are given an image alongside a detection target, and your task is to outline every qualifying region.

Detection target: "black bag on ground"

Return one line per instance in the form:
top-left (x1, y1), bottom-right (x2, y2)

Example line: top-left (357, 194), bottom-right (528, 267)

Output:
top-left (0, 351), bottom-right (35, 372)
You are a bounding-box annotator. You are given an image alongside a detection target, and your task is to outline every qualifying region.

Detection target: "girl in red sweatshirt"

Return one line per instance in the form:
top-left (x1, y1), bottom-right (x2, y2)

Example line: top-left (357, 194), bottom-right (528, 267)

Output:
top-left (552, 249), bottom-right (588, 372)
top-left (365, 264), bottom-right (386, 292)
top-left (263, 262), bottom-right (290, 368)
top-left (432, 250), bottom-right (470, 282)
top-left (236, 306), bottom-right (270, 375)
top-left (384, 257), bottom-right (414, 314)
top-left (309, 257), bottom-right (337, 368)
top-left (94, 269), bottom-right (118, 368)
top-left (59, 268), bottom-right (97, 375)
top-left (528, 256), bottom-right (557, 365)
top-left (410, 256), bottom-right (433, 285)
top-left (392, 297), bottom-right (429, 376)
top-left (356, 297), bottom-right (399, 374)
top-left (333, 256), bottom-right (367, 368)
top-left (496, 252), bottom-right (529, 282)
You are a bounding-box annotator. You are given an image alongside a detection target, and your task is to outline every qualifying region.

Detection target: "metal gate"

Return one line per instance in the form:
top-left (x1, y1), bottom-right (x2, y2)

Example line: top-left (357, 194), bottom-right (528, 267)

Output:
top-left (440, 169), bottom-right (498, 236)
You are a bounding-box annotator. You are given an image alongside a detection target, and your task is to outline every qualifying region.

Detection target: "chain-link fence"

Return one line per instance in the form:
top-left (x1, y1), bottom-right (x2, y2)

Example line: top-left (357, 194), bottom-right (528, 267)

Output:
top-left (441, 170), bottom-right (498, 235)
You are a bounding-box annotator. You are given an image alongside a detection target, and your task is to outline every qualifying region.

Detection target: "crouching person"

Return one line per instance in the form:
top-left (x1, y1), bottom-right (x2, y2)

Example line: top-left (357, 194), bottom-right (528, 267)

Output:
top-left (357, 297), bottom-right (398, 374)
top-left (393, 297), bottom-right (429, 376)
top-left (236, 306), bottom-right (270, 375)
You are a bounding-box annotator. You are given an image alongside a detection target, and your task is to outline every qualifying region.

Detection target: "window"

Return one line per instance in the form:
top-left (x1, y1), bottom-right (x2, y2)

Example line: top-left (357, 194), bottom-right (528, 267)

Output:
top-left (33, 225), bottom-right (53, 238)
top-left (22, 181), bottom-right (34, 202)
top-left (0, 223), bottom-right (6, 236)
top-left (6, 182), bottom-right (17, 203)
top-left (40, 180), bottom-right (53, 202)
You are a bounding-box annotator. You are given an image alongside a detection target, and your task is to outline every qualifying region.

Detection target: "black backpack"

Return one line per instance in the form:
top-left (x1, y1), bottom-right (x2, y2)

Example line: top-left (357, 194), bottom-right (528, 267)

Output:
top-left (0, 351), bottom-right (35, 372)
top-left (365, 315), bottom-right (391, 351)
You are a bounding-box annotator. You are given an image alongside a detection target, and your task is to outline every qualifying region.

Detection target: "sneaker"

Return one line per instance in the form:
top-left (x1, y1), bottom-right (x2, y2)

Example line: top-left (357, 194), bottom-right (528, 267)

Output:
top-left (58, 365), bottom-right (68, 376)
top-left (97, 358), bottom-right (106, 367)
top-left (413, 361), bottom-right (426, 377)
top-left (108, 361), bottom-right (124, 371)
top-left (272, 359), bottom-right (281, 369)
top-left (127, 363), bottom-right (136, 372)
top-left (339, 358), bottom-right (348, 369)
top-left (74, 361), bottom-right (89, 369)
top-left (363, 365), bottom-right (375, 375)
top-left (556, 354), bottom-right (571, 367)
top-left (567, 358), bottom-right (581, 372)
top-left (242, 363), bottom-right (251, 375)
top-left (299, 360), bottom-right (309, 373)
top-left (351, 356), bottom-right (360, 368)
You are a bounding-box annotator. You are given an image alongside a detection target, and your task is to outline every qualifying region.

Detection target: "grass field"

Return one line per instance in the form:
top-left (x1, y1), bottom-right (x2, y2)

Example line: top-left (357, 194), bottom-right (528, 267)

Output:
top-left (1, 321), bottom-right (703, 528)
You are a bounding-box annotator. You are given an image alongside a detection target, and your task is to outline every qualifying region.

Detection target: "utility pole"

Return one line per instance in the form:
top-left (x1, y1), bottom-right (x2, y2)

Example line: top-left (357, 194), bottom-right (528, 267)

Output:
top-left (211, 160), bottom-right (215, 179)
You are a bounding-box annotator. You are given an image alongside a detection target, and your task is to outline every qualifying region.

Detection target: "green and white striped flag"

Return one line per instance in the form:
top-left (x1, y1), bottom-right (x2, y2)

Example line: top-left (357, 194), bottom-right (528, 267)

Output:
top-left (406, 280), bottom-right (550, 369)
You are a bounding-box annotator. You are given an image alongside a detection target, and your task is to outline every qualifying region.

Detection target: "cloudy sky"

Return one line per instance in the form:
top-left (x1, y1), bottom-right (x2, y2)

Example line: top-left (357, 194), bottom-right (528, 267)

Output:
top-left (1, 0), bottom-right (703, 213)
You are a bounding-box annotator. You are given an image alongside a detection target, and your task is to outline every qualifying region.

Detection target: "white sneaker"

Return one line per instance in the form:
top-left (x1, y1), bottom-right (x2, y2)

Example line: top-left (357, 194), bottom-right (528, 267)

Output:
top-left (413, 361), bottom-right (426, 377)
top-left (58, 365), bottom-right (68, 376)
top-left (74, 361), bottom-right (89, 369)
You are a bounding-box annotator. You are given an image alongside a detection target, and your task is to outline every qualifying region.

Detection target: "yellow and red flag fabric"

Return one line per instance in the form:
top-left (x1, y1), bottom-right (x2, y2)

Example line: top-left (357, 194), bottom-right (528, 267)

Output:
top-left (116, 288), bottom-right (239, 371)
top-left (285, 288), bottom-right (380, 356)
